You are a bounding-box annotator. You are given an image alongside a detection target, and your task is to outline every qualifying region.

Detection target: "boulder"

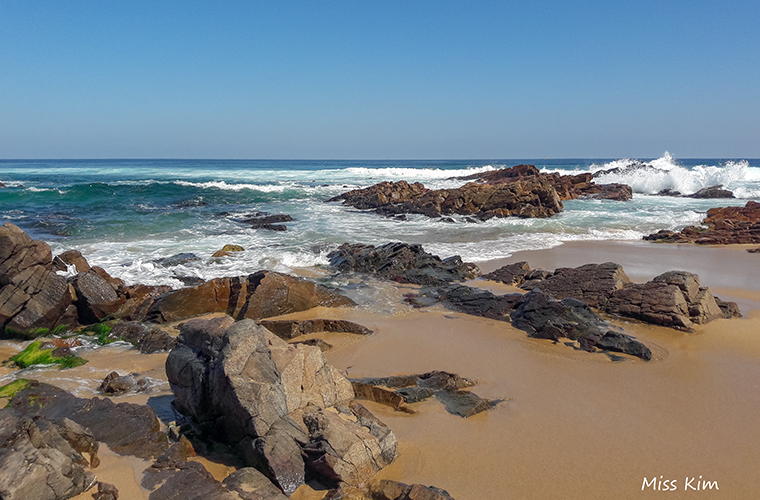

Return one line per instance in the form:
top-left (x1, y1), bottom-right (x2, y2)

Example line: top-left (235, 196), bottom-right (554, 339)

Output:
top-left (98, 371), bottom-right (149, 395)
top-left (222, 467), bottom-right (290, 500)
top-left (111, 283), bottom-right (172, 321)
top-left (0, 222), bottom-right (52, 286)
top-left (0, 264), bottom-right (72, 337)
top-left (368, 479), bottom-right (456, 500)
top-left (107, 321), bottom-right (176, 353)
top-left (143, 460), bottom-right (236, 500)
top-left (146, 270), bottom-right (354, 323)
top-left (241, 214), bottom-right (294, 231)
top-left (328, 242), bottom-right (478, 286)
top-left (71, 269), bottom-right (125, 324)
top-left (153, 253), bottom-right (201, 267)
top-left (91, 482), bottom-right (119, 500)
top-left (165, 317), bottom-right (397, 494)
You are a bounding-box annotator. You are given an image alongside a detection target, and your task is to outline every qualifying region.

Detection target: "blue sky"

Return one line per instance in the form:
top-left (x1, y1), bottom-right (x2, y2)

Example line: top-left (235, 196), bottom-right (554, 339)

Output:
top-left (1, 1), bottom-right (758, 159)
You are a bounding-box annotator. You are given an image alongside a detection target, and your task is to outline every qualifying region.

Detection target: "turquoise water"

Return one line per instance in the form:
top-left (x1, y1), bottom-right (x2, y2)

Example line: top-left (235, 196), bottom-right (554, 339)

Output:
top-left (2, 154), bottom-right (759, 287)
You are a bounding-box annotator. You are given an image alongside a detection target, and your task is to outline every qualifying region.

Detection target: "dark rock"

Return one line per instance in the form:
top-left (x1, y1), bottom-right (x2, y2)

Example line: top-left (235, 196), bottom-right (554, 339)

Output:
top-left (153, 253), bottom-right (201, 267)
top-left (111, 283), bottom-right (172, 322)
top-left (715, 297), bottom-right (742, 318)
top-left (581, 183), bottom-right (633, 201)
top-left (434, 388), bottom-right (501, 418)
top-left (146, 271), bottom-right (354, 323)
top-left (0, 222), bottom-right (52, 286)
top-left (92, 482), bottom-right (119, 500)
top-left (291, 338), bottom-right (333, 351)
top-left (592, 160), bottom-right (665, 178)
top-left (71, 269), bottom-right (125, 324)
top-left (687, 185), bottom-right (735, 199)
top-left (242, 214), bottom-right (294, 231)
top-left (411, 284), bottom-right (521, 320)
top-left (747, 247), bottom-right (760, 253)
top-left (8, 381), bottom-right (168, 459)
top-left (327, 181), bottom-right (428, 209)
top-left (259, 318), bottom-right (372, 340)
top-left (328, 242), bottom-right (478, 286)
top-left (656, 188), bottom-right (682, 196)
top-left (511, 289), bottom-right (652, 360)
top-left (482, 261), bottom-right (531, 285)
top-left (107, 321), bottom-right (177, 353)
top-left (517, 262), bottom-right (631, 308)
top-left (98, 371), bottom-right (149, 395)
top-left (0, 264), bottom-right (72, 338)
top-left (143, 460), bottom-right (236, 500)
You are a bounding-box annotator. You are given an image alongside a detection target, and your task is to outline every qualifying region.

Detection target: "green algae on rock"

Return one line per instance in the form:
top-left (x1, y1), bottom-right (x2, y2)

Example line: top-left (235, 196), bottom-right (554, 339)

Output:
top-left (6, 341), bottom-right (88, 369)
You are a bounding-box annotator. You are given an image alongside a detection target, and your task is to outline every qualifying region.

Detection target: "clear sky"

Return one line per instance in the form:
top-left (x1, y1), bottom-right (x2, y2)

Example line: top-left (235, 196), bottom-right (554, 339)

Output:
top-left (1, 0), bottom-right (758, 159)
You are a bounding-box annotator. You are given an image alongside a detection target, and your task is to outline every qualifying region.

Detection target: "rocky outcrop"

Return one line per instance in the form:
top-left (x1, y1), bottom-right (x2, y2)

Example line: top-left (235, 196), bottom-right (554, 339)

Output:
top-left (145, 270), bottom-right (355, 323)
top-left (165, 316), bottom-right (397, 494)
top-left (328, 172), bottom-right (565, 220)
top-left (71, 269), bottom-right (125, 324)
top-left (605, 271), bottom-right (724, 330)
top-left (328, 242), bottom-right (478, 286)
top-left (240, 213), bottom-right (295, 231)
top-left (259, 318), bottom-right (373, 340)
top-left (490, 262), bottom-right (733, 331)
top-left (52, 250), bottom-right (91, 274)
top-left (644, 201), bottom-right (760, 244)
top-left (458, 164), bottom-right (633, 201)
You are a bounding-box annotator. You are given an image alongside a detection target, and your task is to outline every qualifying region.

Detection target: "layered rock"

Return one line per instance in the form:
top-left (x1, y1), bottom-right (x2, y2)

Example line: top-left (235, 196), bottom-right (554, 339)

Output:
top-left (328, 242), bottom-right (478, 286)
top-left (644, 201), bottom-right (760, 244)
top-left (145, 270), bottom-right (355, 323)
top-left (259, 318), bottom-right (373, 340)
top-left (328, 173), bottom-right (565, 220)
top-left (165, 316), bottom-right (397, 494)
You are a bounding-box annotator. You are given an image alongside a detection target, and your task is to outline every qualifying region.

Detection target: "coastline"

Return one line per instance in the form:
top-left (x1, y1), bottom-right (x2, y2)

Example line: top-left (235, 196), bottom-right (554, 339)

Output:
top-left (3, 238), bottom-right (760, 499)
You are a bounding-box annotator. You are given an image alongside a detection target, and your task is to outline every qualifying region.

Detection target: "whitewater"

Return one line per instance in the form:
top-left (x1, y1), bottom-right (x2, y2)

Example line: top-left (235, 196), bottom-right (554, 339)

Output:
top-left (1, 153), bottom-right (758, 288)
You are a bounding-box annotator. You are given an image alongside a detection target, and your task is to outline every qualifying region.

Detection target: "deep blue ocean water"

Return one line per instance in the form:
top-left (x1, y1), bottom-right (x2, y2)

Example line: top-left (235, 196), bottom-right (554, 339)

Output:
top-left (2, 153), bottom-right (759, 288)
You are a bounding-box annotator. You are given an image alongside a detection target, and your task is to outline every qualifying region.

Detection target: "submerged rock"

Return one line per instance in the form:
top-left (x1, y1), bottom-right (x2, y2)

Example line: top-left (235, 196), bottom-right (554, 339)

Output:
top-left (687, 185), bottom-right (735, 199)
top-left (259, 318), bottom-right (373, 339)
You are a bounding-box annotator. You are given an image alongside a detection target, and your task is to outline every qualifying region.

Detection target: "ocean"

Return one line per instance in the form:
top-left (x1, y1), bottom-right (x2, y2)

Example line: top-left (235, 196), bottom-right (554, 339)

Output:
top-left (2, 152), bottom-right (759, 289)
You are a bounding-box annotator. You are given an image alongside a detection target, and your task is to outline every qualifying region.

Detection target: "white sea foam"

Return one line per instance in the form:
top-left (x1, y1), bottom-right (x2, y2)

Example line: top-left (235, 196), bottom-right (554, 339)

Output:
top-left (592, 153), bottom-right (760, 196)
top-left (341, 165), bottom-right (496, 180)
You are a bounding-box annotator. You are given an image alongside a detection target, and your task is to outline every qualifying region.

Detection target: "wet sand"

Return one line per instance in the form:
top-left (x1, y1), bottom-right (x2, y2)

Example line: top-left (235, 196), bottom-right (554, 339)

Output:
top-left (3, 241), bottom-right (760, 499)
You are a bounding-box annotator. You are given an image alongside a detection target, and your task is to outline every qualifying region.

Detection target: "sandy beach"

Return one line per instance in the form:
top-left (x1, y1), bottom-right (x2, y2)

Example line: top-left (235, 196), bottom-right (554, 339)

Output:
top-left (4, 240), bottom-right (760, 499)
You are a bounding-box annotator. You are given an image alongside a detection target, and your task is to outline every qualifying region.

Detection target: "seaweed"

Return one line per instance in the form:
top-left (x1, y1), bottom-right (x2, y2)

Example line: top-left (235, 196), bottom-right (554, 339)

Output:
top-left (7, 341), bottom-right (88, 369)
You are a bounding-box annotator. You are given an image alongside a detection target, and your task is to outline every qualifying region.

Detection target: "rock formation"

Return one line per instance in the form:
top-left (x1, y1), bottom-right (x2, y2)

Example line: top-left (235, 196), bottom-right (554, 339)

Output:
top-left (644, 201), bottom-right (760, 244)
top-left (165, 316), bottom-right (398, 494)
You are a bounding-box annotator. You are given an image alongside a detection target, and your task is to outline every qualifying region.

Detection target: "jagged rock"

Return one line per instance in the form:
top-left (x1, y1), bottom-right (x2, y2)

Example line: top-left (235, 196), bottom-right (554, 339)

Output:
top-left (327, 181), bottom-right (429, 209)
top-left (146, 270), bottom-right (354, 323)
top-left (328, 242), bottom-right (478, 286)
top-left (606, 271), bottom-right (723, 330)
top-left (644, 201), bottom-right (760, 244)
top-left (580, 182), bottom-right (633, 201)
top-left (482, 261), bottom-right (531, 285)
top-left (8, 381), bottom-right (168, 459)
top-left (259, 318), bottom-right (372, 340)
top-left (517, 262), bottom-right (631, 308)
top-left (687, 185), bottom-right (734, 198)
top-left (0, 264), bottom-right (72, 337)
top-left (71, 269), bottom-right (125, 324)
top-left (0, 409), bottom-right (97, 500)
top-left (715, 297), bottom-right (742, 318)
top-left (406, 284), bottom-right (521, 320)
top-left (165, 317), bottom-right (396, 494)
top-left (0, 222), bottom-right (52, 286)
top-left (111, 283), bottom-right (172, 322)
top-left (241, 214), bottom-right (294, 231)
